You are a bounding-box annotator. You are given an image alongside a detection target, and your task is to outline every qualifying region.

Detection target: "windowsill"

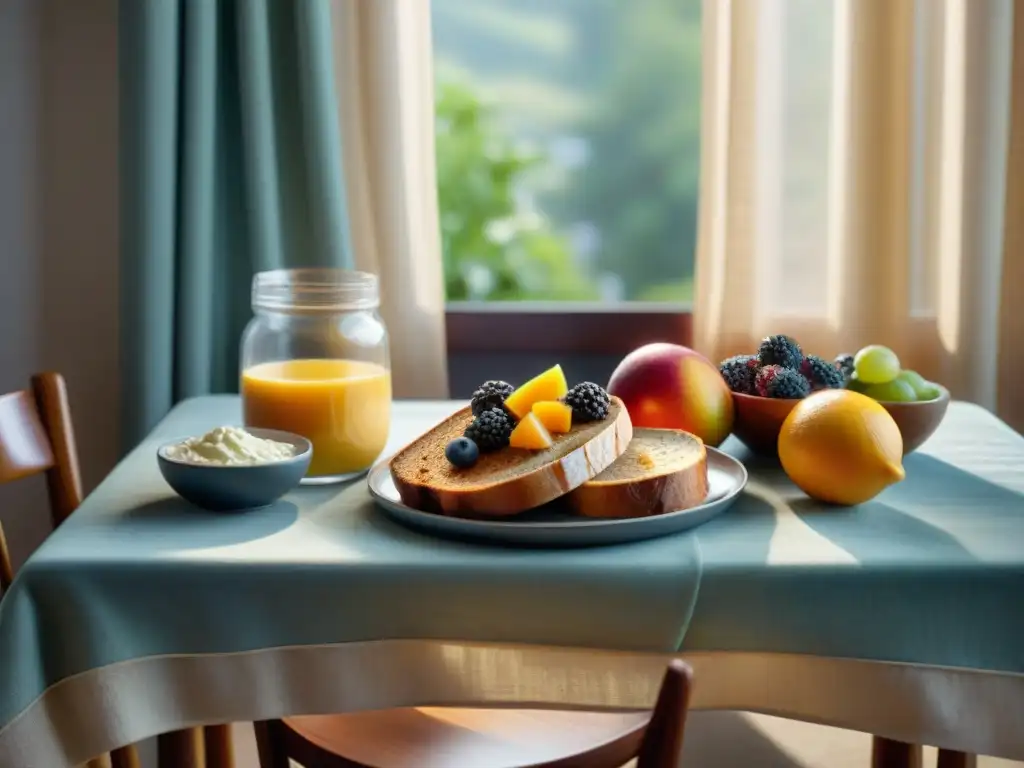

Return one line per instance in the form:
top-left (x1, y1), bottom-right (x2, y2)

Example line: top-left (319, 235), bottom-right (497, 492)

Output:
top-left (445, 302), bottom-right (693, 354)
top-left (445, 301), bottom-right (693, 313)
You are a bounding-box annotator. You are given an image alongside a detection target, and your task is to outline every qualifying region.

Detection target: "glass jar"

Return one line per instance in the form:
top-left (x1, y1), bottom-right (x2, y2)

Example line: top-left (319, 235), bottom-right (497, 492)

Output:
top-left (240, 268), bottom-right (391, 484)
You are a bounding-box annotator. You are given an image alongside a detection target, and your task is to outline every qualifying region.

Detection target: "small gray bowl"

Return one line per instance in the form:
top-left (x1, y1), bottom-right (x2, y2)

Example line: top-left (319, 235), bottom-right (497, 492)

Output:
top-left (157, 428), bottom-right (312, 512)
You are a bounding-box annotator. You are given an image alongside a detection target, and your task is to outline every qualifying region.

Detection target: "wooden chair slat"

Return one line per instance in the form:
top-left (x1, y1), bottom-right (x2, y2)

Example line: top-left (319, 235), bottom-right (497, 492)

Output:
top-left (637, 658), bottom-right (694, 768)
top-left (31, 372), bottom-right (84, 526)
top-left (0, 521), bottom-right (13, 594)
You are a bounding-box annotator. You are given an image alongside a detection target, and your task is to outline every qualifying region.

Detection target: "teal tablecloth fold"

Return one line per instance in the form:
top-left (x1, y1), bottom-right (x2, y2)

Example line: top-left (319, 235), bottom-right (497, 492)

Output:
top-left (0, 397), bottom-right (704, 729)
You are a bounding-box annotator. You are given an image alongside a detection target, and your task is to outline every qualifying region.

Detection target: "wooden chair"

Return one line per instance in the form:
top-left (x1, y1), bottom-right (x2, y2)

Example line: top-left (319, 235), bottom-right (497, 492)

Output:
top-left (253, 659), bottom-right (693, 768)
top-left (0, 372), bottom-right (234, 768)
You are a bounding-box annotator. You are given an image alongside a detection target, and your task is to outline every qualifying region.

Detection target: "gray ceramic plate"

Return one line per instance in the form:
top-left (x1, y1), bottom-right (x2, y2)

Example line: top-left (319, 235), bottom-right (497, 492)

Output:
top-left (367, 446), bottom-right (747, 548)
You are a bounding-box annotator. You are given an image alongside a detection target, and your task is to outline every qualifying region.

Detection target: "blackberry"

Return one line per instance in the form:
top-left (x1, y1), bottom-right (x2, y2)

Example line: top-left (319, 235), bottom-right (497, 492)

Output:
top-left (755, 365), bottom-right (810, 399)
top-left (757, 334), bottom-right (803, 370)
top-left (800, 354), bottom-right (845, 390)
top-left (464, 407), bottom-right (514, 452)
top-left (834, 353), bottom-right (855, 381)
top-left (754, 365), bottom-right (780, 397)
top-left (563, 382), bottom-right (611, 422)
top-left (719, 354), bottom-right (760, 394)
top-left (470, 380), bottom-right (515, 417)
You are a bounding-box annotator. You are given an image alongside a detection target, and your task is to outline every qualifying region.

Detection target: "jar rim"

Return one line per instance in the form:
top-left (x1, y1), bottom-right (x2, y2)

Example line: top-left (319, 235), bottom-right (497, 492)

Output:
top-left (252, 268), bottom-right (379, 312)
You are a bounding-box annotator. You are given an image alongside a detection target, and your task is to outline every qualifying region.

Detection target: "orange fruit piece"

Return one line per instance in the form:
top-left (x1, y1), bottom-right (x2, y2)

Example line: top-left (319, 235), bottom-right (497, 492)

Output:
top-left (532, 401), bottom-right (572, 434)
top-left (504, 365), bottom-right (568, 419)
top-left (778, 389), bottom-right (905, 506)
top-left (509, 413), bottom-right (554, 450)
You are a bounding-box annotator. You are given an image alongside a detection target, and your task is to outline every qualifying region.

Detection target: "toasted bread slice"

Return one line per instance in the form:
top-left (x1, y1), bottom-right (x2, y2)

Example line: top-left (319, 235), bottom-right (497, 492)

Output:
top-left (567, 428), bottom-right (709, 519)
top-left (390, 398), bottom-right (633, 518)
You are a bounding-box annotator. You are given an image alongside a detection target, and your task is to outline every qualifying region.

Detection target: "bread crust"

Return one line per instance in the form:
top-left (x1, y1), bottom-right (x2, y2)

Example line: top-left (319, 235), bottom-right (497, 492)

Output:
top-left (390, 398), bottom-right (634, 518)
top-left (567, 433), bottom-right (709, 519)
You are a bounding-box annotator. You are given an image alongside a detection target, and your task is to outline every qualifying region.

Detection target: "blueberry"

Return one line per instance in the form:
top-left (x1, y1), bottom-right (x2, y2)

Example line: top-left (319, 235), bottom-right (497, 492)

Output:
top-left (445, 437), bottom-right (479, 469)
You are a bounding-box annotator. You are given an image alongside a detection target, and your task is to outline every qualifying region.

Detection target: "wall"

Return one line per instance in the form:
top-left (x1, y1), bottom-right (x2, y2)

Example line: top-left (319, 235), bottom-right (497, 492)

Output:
top-left (0, 0), bottom-right (120, 570)
top-left (0, 0), bottom-right (143, 757)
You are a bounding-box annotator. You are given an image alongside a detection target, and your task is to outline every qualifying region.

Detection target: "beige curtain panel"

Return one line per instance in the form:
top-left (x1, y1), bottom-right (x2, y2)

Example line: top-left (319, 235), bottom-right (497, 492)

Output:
top-left (330, 0), bottom-right (450, 399)
top-left (695, 0), bottom-right (1024, 431)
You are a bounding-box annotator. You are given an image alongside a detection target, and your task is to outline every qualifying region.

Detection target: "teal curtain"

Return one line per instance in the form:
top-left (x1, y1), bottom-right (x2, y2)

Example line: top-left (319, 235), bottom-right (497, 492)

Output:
top-left (119, 0), bottom-right (353, 450)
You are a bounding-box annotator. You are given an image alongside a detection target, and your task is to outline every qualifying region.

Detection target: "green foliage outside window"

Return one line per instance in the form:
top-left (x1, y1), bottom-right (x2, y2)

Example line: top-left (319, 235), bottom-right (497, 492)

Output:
top-left (435, 82), bottom-right (598, 301)
top-left (433, 0), bottom-right (701, 304)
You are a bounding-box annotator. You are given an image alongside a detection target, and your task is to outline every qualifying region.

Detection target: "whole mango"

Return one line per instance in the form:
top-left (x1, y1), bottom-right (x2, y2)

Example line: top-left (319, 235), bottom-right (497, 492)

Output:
top-left (608, 343), bottom-right (734, 446)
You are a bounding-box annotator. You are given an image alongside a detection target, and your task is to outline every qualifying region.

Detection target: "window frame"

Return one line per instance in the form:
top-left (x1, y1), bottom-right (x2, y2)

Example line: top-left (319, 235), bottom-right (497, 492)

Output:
top-left (445, 302), bottom-right (693, 355)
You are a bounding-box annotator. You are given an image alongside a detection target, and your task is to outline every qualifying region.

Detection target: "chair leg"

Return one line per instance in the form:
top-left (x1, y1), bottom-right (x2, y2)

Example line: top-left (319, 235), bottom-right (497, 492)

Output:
top-left (158, 727), bottom-right (206, 768)
top-left (110, 744), bottom-right (142, 768)
top-left (872, 736), bottom-right (923, 768)
top-left (253, 721), bottom-right (291, 768)
top-left (204, 724), bottom-right (234, 768)
top-left (937, 750), bottom-right (978, 768)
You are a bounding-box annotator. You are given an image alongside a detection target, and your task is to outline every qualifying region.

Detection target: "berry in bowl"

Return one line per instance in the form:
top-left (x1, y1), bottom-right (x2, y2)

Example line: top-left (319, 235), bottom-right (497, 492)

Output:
top-left (719, 335), bottom-right (824, 454)
top-left (720, 337), bottom-right (948, 456)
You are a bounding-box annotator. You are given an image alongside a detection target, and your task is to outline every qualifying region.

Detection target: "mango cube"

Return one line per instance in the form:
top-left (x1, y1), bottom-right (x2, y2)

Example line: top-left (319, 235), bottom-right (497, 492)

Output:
top-left (509, 412), bottom-right (554, 450)
top-left (504, 365), bottom-right (568, 419)
top-left (531, 401), bottom-right (572, 434)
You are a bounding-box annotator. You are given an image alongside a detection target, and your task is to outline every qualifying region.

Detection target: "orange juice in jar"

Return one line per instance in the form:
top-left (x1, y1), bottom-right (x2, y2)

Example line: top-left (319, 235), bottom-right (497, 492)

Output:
top-left (240, 269), bottom-right (391, 483)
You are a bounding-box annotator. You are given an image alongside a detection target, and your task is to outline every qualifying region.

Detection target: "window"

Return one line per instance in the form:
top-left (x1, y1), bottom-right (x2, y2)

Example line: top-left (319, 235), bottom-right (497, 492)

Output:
top-left (432, 0), bottom-right (702, 319)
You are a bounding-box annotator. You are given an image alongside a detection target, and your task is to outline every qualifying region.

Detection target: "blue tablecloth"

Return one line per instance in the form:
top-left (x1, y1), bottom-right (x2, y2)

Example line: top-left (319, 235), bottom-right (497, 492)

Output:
top-left (1, 398), bottom-right (704, 727)
top-left (1, 397), bottom-right (1023, 766)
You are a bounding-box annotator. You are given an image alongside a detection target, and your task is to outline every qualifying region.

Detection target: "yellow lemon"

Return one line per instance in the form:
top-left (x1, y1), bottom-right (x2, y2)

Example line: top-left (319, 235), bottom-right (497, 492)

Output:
top-left (778, 389), bottom-right (905, 505)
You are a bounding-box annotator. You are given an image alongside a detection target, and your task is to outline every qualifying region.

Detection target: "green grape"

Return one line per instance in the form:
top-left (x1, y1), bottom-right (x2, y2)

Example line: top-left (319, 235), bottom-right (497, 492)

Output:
top-left (896, 370), bottom-right (927, 395)
top-left (846, 372), bottom-right (869, 393)
top-left (916, 382), bottom-right (943, 401)
top-left (853, 345), bottom-right (901, 384)
top-left (896, 369), bottom-right (944, 400)
top-left (864, 378), bottom-right (917, 403)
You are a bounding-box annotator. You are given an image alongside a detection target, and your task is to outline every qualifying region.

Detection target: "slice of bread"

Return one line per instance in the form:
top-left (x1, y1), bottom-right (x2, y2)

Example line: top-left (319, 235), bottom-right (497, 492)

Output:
top-left (390, 397), bottom-right (633, 518)
top-left (567, 428), bottom-right (709, 519)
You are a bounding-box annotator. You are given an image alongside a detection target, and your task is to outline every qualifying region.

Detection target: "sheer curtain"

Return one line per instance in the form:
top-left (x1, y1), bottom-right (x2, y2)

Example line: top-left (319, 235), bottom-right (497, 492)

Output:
top-left (695, 0), bottom-right (1024, 430)
top-left (328, 0), bottom-right (449, 399)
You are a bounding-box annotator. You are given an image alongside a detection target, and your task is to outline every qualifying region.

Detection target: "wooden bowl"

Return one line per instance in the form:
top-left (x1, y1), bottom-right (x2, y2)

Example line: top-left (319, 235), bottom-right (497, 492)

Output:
top-left (877, 386), bottom-right (950, 454)
top-left (731, 387), bottom-right (950, 457)
top-left (730, 392), bottom-right (800, 455)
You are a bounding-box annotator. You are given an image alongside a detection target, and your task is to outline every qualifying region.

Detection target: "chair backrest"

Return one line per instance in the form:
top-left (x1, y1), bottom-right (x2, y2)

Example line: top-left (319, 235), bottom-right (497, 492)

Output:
top-left (0, 372), bottom-right (83, 594)
top-left (0, 373), bottom-right (142, 768)
top-left (256, 659), bottom-right (695, 768)
top-left (0, 523), bottom-right (12, 594)
top-left (636, 659), bottom-right (695, 768)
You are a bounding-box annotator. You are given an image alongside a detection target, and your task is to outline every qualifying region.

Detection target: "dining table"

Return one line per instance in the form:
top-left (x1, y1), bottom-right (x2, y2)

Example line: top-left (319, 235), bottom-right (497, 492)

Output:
top-left (1, 396), bottom-right (1023, 767)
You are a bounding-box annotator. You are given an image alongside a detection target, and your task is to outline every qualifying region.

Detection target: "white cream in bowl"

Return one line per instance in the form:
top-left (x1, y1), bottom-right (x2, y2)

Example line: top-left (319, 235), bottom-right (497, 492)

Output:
top-left (162, 426), bottom-right (297, 466)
